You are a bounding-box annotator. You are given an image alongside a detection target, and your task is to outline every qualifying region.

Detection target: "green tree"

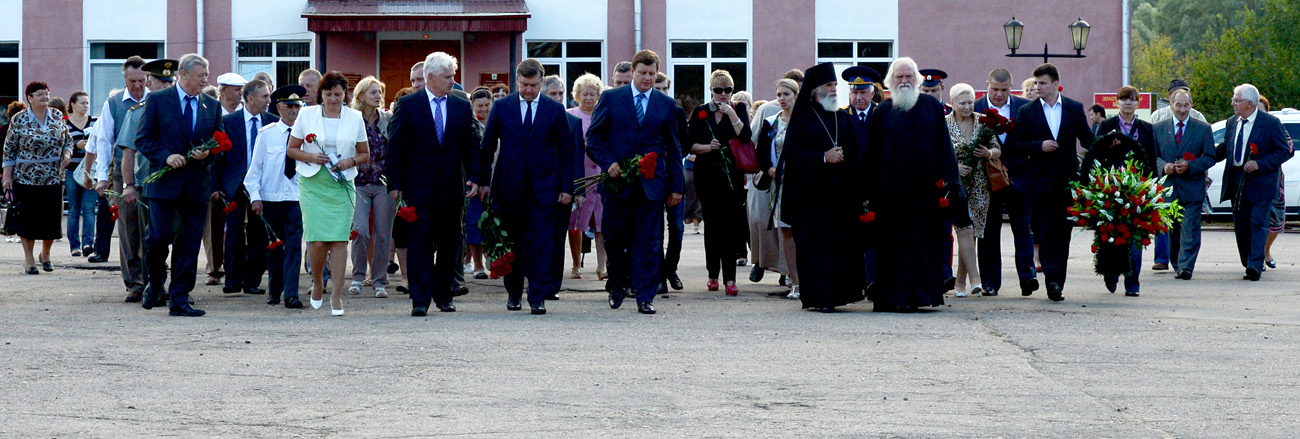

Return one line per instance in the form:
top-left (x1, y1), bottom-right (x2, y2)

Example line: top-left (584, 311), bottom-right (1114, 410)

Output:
top-left (1130, 35), bottom-right (1183, 96)
top-left (1185, 0), bottom-right (1300, 120)
top-left (1131, 0), bottom-right (1264, 53)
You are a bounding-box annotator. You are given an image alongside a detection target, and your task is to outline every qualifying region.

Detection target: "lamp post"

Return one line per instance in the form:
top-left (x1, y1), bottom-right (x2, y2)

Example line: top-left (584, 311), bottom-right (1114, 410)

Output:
top-left (1004, 17), bottom-right (1091, 63)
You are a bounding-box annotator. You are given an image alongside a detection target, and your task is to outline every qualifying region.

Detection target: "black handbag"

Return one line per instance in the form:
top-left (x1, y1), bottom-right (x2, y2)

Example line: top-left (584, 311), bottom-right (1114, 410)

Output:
top-left (3, 195), bottom-right (19, 236)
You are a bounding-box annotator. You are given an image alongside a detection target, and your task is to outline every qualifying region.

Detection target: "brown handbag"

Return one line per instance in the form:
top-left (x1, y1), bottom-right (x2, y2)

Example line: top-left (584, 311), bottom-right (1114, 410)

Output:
top-left (986, 158), bottom-right (1012, 192)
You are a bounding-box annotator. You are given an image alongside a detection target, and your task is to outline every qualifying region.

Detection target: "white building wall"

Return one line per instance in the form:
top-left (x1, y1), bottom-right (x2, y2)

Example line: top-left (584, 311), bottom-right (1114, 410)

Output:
top-left (231, 0), bottom-right (313, 41)
top-left (522, 0), bottom-right (607, 41)
top-left (0, 0), bottom-right (21, 41)
top-left (815, 0), bottom-right (898, 41)
top-left (83, 0), bottom-right (168, 41)
top-left (665, 0), bottom-right (753, 41)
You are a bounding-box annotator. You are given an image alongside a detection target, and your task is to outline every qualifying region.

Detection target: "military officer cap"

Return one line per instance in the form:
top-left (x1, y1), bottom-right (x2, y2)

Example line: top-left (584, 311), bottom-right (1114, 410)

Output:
top-left (141, 59), bottom-right (178, 83)
top-left (272, 85), bottom-right (308, 106)
top-left (919, 69), bottom-right (948, 87)
top-left (841, 66), bottom-right (881, 90)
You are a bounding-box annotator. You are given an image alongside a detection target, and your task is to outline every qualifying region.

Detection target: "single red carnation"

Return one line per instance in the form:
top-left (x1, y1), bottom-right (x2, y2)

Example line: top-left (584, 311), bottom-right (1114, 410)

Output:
top-left (305, 133), bottom-right (318, 143)
top-left (938, 197), bottom-right (949, 208)
top-left (1091, 245), bottom-right (1099, 254)
top-left (935, 179), bottom-right (945, 188)
top-left (1183, 152), bottom-right (1196, 161)
top-left (1250, 143), bottom-right (1258, 155)
top-left (698, 110), bottom-right (709, 120)
top-left (223, 201), bottom-right (238, 214)
top-left (1076, 218), bottom-right (1086, 226)
top-left (350, 230), bottom-right (359, 240)
top-left (110, 204), bottom-right (120, 213)
top-left (503, 252), bottom-right (516, 263)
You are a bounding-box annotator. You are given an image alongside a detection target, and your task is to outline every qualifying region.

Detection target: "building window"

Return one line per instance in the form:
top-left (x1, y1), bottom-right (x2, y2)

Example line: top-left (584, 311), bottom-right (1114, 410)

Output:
top-left (88, 42), bottom-right (164, 117)
top-left (527, 40), bottom-right (602, 103)
top-left (668, 41), bottom-right (748, 110)
top-left (816, 40), bottom-right (895, 81)
top-left (0, 42), bottom-right (18, 109)
top-left (237, 41), bottom-right (312, 91)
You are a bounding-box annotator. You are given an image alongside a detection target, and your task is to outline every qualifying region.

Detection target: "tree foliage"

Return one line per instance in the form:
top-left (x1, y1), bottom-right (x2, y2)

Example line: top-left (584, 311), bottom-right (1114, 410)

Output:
top-left (1130, 35), bottom-right (1182, 96)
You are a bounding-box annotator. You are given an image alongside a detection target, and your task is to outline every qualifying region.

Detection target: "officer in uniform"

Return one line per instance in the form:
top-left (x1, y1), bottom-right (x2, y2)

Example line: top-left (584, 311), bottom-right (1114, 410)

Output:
top-left (918, 68), bottom-right (951, 115)
top-left (839, 65), bottom-right (881, 296)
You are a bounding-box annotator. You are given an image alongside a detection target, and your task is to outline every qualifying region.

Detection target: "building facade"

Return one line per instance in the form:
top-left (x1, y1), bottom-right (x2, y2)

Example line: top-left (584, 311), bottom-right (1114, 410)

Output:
top-left (0, 0), bottom-right (1124, 117)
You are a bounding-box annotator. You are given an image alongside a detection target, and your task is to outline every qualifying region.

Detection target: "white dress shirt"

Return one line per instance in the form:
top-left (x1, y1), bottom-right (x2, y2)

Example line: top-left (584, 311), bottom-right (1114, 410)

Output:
top-left (1041, 97), bottom-right (1063, 140)
top-left (988, 96), bottom-right (1013, 144)
top-left (91, 90), bottom-right (146, 181)
top-left (1233, 108), bottom-right (1259, 166)
top-left (244, 121), bottom-right (299, 202)
top-left (221, 103), bottom-right (243, 117)
top-left (519, 97), bottom-right (537, 124)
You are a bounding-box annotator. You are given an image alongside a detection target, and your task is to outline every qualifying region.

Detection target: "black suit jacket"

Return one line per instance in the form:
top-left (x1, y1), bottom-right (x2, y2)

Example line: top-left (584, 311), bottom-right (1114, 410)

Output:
top-left (1215, 110), bottom-right (1293, 204)
top-left (478, 93), bottom-right (575, 209)
top-left (1083, 116), bottom-right (1157, 177)
top-left (135, 85), bottom-right (224, 202)
top-left (214, 109), bottom-right (278, 196)
top-left (585, 86), bottom-right (685, 201)
top-left (386, 90), bottom-right (482, 214)
top-left (1006, 96), bottom-right (1095, 192)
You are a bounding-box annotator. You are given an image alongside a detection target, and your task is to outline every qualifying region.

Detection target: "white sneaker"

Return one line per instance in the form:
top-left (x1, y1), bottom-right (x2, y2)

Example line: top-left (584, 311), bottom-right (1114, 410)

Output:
top-left (348, 281), bottom-right (362, 295)
top-left (955, 290), bottom-right (969, 298)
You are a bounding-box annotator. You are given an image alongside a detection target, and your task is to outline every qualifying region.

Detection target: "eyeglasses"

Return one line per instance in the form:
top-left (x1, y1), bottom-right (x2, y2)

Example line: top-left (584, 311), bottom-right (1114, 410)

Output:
top-left (28, 91), bottom-right (49, 98)
top-left (712, 86), bottom-right (734, 95)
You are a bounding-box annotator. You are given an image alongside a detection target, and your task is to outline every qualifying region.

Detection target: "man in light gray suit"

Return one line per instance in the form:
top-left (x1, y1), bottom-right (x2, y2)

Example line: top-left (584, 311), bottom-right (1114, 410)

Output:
top-left (1154, 89), bottom-right (1217, 280)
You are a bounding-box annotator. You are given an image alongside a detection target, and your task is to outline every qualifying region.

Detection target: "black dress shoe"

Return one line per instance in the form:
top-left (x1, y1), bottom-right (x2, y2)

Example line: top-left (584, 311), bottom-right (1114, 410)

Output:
top-left (637, 301), bottom-right (656, 314)
top-left (1266, 259), bottom-right (1278, 269)
top-left (1046, 282), bottom-right (1064, 302)
top-left (545, 292), bottom-right (560, 301)
top-left (244, 287), bottom-right (266, 295)
top-left (942, 276), bottom-right (956, 292)
top-left (1176, 270), bottom-right (1192, 280)
top-left (87, 255), bottom-right (107, 263)
top-left (1020, 278), bottom-right (1039, 296)
top-left (668, 274), bottom-right (684, 290)
top-left (1124, 291), bottom-right (1140, 297)
top-left (124, 290), bottom-right (143, 303)
top-left (267, 296), bottom-right (281, 306)
top-left (25, 266), bottom-right (38, 275)
top-left (530, 302), bottom-right (546, 315)
top-left (169, 304), bottom-right (206, 317)
top-left (816, 307), bottom-right (836, 313)
top-left (506, 297), bottom-right (523, 311)
top-left (1104, 276), bottom-right (1118, 293)
top-left (437, 303), bottom-right (456, 312)
top-left (749, 265), bottom-right (765, 282)
top-left (608, 292), bottom-right (624, 309)
top-left (395, 285), bottom-right (409, 294)
top-left (222, 287), bottom-right (241, 294)
top-left (622, 287), bottom-right (635, 298)
top-left (41, 261), bottom-right (53, 272)
top-left (453, 286), bottom-right (470, 297)
top-left (981, 288), bottom-right (998, 297)
top-left (387, 261), bottom-right (400, 274)
top-left (141, 288), bottom-right (165, 310)
top-left (284, 297), bottom-right (304, 309)
top-left (1245, 267), bottom-right (1261, 281)
top-left (411, 306), bottom-right (428, 316)
top-left (657, 281), bottom-right (668, 297)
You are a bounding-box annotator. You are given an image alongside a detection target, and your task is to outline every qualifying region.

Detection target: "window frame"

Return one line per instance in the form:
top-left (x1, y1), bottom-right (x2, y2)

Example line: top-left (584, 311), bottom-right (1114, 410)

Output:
top-left (666, 40), bottom-right (751, 107)
top-left (526, 40), bottom-right (605, 103)
top-left (85, 41), bottom-right (165, 118)
top-left (235, 40), bottom-right (314, 92)
top-left (0, 41), bottom-right (18, 108)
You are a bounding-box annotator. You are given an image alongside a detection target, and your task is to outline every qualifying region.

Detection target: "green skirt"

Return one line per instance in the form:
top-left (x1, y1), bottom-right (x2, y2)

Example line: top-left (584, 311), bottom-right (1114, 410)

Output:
top-left (299, 170), bottom-right (356, 242)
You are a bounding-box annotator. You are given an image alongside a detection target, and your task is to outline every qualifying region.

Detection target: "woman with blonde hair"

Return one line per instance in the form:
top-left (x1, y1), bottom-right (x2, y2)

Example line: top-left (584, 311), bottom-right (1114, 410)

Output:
top-left (567, 73), bottom-right (608, 279)
top-left (346, 76), bottom-right (395, 298)
top-left (687, 69), bottom-right (750, 295)
top-left (756, 78), bottom-right (799, 298)
top-left (945, 83), bottom-right (992, 297)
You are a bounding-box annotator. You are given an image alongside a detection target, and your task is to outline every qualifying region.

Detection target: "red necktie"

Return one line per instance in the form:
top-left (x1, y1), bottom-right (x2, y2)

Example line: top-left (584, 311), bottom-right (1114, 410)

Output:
top-left (1175, 121), bottom-right (1183, 145)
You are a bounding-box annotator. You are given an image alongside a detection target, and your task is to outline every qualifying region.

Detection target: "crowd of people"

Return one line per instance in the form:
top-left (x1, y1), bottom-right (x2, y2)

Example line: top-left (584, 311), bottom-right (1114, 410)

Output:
top-left (1, 48), bottom-right (1292, 317)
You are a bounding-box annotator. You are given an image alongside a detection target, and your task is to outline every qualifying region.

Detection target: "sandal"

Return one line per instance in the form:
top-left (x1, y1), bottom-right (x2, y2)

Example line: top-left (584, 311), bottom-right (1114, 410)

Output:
top-left (571, 267), bottom-right (582, 279)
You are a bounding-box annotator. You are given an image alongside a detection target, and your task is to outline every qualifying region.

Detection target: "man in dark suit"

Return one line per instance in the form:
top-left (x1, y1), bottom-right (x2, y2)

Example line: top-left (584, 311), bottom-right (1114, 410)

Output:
top-left (973, 68), bottom-right (1036, 297)
top-left (386, 52), bottom-right (482, 316)
top-left (213, 78), bottom-right (278, 296)
top-left (1006, 63), bottom-right (1094, 301)
top-left (135, 53), bottom-right (225, 317)
top-left (1155, 89), bottom-right (1216, 280)
top-left (477, 59), bottom-right (574, 315)
top-left (586, 50), bottom-right (686, 315)
top-left (1216, 84), bottom-right (1293, 281)
top-left (654, 72), bottom-right (690, 294)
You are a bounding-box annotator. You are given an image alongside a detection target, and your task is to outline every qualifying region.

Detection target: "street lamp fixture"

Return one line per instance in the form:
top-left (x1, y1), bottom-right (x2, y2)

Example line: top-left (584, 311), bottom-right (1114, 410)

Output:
top-left (1004, 17), bottom-right (1090, 63)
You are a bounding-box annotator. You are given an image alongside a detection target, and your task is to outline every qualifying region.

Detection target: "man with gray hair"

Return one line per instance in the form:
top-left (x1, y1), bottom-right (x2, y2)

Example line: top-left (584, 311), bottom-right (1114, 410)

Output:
top-left (1216, 83), bottom-right (1293, 281)
top-left (298, 69), bottom-right (322, 106)
top-left (541, 74), bottom-right (567, 107)
top-left (135, 53), bottom-right (224, 316)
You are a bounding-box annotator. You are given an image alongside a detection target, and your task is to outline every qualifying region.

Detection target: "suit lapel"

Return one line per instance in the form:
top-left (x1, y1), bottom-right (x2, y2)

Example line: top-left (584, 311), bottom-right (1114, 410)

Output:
top-left (231, 110), bottom-right (248, 162)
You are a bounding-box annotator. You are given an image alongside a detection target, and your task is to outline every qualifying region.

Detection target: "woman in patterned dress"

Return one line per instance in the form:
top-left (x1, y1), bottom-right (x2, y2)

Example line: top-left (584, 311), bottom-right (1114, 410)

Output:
top-left (945, 83), bottom-right (993, 297)
top-left (3, 82), bottom-right (74, 274)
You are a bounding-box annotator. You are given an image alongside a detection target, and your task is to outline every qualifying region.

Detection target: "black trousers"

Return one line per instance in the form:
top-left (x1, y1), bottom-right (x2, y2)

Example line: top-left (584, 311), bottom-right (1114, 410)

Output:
top-left (93, 194), bottom-right (114, 257)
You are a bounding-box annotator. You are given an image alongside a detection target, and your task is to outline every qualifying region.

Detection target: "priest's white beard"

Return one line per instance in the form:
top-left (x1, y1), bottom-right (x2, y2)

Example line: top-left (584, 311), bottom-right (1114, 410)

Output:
top-left (817, 92), bottom-right (838, 112)
top-left (892, 83), bottom-right (919, 113)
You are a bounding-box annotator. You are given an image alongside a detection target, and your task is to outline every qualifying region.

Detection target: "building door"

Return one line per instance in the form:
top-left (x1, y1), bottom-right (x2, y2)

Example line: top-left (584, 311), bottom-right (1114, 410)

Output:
top-left (380, 40), bottom-right (461, 105)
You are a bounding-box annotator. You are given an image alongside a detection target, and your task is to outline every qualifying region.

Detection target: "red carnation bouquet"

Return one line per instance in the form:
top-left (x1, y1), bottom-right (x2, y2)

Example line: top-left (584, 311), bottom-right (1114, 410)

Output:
top-left (144, 131), bottom-right (233, 183)
top-left (573, 151), bottom-right (658, 194)
top-left (396, 197), bottom-right (417, 222)
top-left (259, 215), bottom-right (285, 251)
top-left (961, 109), bottom-right (1013, 168)
top-left (477, 196), bottom-right (516, 279)
top-left (1068, 155), bottom-right (1182, 277)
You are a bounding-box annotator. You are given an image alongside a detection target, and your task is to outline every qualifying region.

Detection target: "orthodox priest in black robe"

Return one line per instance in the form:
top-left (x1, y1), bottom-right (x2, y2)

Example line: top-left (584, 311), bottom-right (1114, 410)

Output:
top-left (780, 62), bottom-right (866, 312)
top-left (864, 57), bottom-right (963, 312)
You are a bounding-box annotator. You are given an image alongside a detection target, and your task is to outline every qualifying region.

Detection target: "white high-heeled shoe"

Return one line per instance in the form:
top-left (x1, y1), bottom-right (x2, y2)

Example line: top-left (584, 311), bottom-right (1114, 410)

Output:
top-left (331, 307), bottom-right (344, 316)
top-left (310, 297), bottom-right (323, 309)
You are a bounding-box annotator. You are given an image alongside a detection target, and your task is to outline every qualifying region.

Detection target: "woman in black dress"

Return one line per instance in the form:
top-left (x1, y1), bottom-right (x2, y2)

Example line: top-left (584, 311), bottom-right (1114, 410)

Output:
top-left (3, 82), bottom-right (74, 274)
top-left (687, 69), bottom-right (751, 296)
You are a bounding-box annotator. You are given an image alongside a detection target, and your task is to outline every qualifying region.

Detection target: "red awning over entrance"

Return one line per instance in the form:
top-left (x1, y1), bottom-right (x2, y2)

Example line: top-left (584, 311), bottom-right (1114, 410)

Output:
top-left (302, 0), bottom-right (530, 33)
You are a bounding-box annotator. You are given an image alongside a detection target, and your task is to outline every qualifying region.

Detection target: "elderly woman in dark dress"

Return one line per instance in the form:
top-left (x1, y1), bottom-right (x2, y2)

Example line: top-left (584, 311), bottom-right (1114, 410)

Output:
top-left (4, 82), bottom-right (75, 274)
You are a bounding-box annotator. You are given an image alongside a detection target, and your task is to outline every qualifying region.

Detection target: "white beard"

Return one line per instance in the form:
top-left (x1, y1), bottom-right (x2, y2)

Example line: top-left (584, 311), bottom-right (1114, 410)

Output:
top-left (891, 84), bottom-right (919, 113)
top-left (818, 94), bottom-right (838, 112)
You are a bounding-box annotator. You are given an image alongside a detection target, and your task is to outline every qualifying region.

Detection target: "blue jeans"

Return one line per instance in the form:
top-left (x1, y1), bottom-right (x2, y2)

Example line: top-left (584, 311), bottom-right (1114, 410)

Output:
top-left (64, 169), bottom-right (96, 251)
top-left (1152, 232), bottom-right (1170, 265)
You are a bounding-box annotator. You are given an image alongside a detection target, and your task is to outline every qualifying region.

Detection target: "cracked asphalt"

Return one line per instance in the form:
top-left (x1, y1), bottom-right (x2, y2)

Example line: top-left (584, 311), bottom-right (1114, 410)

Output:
top-left (1, 225), bottom-right (1298, 438)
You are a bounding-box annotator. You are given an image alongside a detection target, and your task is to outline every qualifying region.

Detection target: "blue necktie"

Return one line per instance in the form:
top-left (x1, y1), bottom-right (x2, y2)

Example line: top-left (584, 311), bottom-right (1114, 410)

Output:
top-left (635, 94), bottom-right (646, 124)
top-left (182, 96), bottom-right (195, 135)
top-left (523, 100), bottom-right (534, 133)
top-left (433, 97), bottom-right (446, 143)
top-left (1235, 117), bottom-right (1248, 165)
top-left (248, 116), bottom-right (259, 159)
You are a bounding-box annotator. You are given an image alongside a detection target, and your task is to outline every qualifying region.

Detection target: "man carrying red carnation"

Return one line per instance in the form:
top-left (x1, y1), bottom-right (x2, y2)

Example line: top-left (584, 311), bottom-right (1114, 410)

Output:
top-left (1154, 88), bottom-right (1217, 280)
top-left (1216, 84), bottom-right (1294, 281)
top-left (475, 59), bottom-right (576, 315)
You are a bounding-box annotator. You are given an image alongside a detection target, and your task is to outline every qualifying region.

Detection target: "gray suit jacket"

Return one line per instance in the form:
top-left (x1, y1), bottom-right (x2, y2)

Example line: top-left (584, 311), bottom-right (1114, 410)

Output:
top-left (1154, 116), bottom-right (1216, 203)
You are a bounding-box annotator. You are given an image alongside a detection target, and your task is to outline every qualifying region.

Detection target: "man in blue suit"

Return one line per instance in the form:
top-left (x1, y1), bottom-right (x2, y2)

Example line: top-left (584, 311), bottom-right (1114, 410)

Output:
top-left (135, 53), bottom-right (225, 317)
top-left (214, 78), bottom-right (278, 295)
top-left (1216, 83), bottom-right (1293, 281)
top-left (973, 68), bottom-right (1037, 297)
top-left (477, 59), bottom-right (574, 315)
top-left (1006, 63), bottom-right (1094, 302)
top-left (386, 52), bottom-right (482, 316)
top-left (586, 50), bottom-right (686, 315)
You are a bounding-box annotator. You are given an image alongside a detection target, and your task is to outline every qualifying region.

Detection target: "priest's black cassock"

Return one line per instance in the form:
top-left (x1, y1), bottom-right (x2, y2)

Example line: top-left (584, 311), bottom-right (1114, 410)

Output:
top-left (864, 92), bottom-right (962, 311)
top-left (780, 63), bottom-right (867, 310)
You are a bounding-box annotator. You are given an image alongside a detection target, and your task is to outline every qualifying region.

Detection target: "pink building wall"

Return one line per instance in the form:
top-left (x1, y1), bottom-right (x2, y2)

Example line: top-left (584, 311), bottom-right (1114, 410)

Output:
top-left (752, 0), bottom-right (815, 101)
top-left (607, 0), bottom-right (635, 71)
top-left (898, 0), bottom-right (1123, 104)
top-left (204, 0), bottom-right (233, 74)
top-left (321, 33), bottom-right (376, 77)
top-left (23, 0), bottom-right (83, 99)
top-left (167, 0), bottom-right (198, 57)
top-left (641, 0), bottom-right (668, 62)
top-left (463, 32), bottom-right (517, 89)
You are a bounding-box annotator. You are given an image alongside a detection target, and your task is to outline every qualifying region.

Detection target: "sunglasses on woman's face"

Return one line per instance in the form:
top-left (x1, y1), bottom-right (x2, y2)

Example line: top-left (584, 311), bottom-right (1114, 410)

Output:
top-left (712, 87), bottom-right (734, 95)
